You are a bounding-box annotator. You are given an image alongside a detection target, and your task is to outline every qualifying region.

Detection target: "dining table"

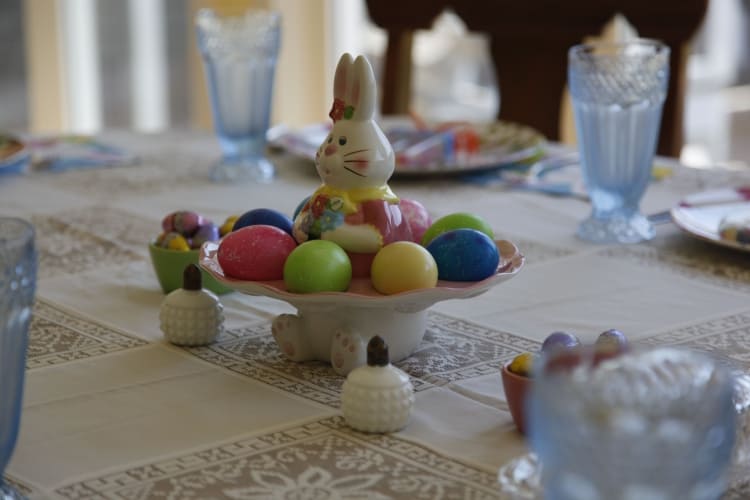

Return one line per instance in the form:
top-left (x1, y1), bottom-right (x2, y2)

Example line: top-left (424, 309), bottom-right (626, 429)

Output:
top-left (2, 129), bottom-right (750, 499)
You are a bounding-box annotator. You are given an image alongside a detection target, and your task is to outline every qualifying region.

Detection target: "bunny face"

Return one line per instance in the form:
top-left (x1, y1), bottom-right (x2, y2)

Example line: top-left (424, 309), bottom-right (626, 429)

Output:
top-left (315, 53), bottom-right (395, 191)
top-left (315, 122), bottom-right (395, 190)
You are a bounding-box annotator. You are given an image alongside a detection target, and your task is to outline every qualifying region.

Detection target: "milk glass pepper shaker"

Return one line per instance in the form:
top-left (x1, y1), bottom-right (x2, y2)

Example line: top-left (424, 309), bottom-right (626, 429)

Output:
top-left (341, 336), bottom-right (415, 433)
top-left (160, 264), bottom-right (224, 346)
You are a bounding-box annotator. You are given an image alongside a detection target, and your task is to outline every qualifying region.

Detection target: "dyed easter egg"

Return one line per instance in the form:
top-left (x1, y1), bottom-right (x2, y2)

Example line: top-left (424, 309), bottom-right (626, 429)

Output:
top-left (191, 222), bottom-right (220, 249)
top-left (218, 225), bottom-right (297, 281)
top-left (219, 215), bottom-right (240, 236)
top-left (157, 232), bottom-right (191, 251)
top-left (233, 208), bottom-right (294, 236)
top-left (162, 211), bottom-right (204, 237)
top-left (595, 329), bottom-right (628, 352)
top-left (399, 199), bottom-right (432, 244)
top-left (370, 241), bottom-right (438, 295)
top-left (541, 331), bottom-right (581, 352)
top-left (283, 240), bottom-right (352, 293)
top-left (508, 352), bottom-right (536, 377)
top-left (426, 229), bottom-right (499, 281)
top-left (421, 212), bottom-right (494, 246)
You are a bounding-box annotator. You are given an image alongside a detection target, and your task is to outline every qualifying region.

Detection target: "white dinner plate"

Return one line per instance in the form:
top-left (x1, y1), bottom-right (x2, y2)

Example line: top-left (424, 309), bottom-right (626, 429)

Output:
top-left (670, 187), bottom-right (750, 252)
top-left (269, 116), bottom-right (546, 177)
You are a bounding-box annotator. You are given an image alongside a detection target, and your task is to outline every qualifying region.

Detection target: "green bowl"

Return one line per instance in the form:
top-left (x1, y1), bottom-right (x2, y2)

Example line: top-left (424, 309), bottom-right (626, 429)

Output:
top-left (148, 243), bottom-right (232, 295)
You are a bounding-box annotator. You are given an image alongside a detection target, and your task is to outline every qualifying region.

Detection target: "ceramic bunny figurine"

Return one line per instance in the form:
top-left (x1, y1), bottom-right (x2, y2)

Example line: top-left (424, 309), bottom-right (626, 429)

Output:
top-left (274, 53), bottom-right (416, 375)
top-left (292, 53), bottom-right (412, 276)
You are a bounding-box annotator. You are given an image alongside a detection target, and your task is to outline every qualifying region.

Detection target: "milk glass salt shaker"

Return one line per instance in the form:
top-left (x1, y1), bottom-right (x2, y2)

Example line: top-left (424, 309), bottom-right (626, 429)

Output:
top-left (341, 336), bottom-right (414, 433)
top-left (160, 264), bottom-right (224, 346)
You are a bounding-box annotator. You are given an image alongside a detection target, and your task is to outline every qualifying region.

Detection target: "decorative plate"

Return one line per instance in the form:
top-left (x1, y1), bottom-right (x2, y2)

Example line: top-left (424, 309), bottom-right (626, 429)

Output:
top-left (199, 239), bottom-right (524, 310)
top-left (269, 117), bottom-right (546, 177)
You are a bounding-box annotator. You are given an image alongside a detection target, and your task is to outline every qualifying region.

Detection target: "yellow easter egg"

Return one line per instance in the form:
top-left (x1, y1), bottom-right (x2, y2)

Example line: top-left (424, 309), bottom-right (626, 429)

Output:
top-left (371, 241), bottom-right (438, 295)
top-left (220, 215), bottom-right (240, 236)
top-left (508, 352), bottom-right (535, 377)
top-left (165, 233), bottom-right (190, 251)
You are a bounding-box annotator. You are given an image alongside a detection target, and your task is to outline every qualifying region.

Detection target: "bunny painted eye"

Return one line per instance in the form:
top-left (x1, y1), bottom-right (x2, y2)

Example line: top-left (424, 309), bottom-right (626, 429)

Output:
top-left (338, 136), bottom-right (347, 146)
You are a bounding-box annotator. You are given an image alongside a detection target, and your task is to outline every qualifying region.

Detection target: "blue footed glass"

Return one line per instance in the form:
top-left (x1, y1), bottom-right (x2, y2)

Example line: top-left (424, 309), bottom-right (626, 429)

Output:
top-left (528, 347), bottom-right (737, 500)
top-left (569, 40), bottom-right (670, 243)
top-left (196, 9), bottom-right (281, 184)
top-left (0, 218), bottom-right (36, 499)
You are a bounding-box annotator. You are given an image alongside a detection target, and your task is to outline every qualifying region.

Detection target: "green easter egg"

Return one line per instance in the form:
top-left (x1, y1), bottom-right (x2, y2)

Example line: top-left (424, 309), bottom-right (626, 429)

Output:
top-left (421, 212), bottom-right (494, 246)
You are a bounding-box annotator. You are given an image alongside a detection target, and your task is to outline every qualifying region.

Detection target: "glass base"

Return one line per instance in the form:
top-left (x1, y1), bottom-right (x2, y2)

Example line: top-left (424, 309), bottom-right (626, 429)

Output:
top-left (577, 211), bottom-right (655, 244)
top-left (0, 482), bottom-right (26, 500)
top-left (209, 156), bottom-right (275, 184)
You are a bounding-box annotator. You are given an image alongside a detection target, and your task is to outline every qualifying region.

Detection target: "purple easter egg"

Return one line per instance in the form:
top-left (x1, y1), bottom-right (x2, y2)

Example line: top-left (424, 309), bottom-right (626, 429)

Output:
top-left (595, 329), bottom-right (628, 352)
top-left (541, 331), bottom-right (581, 352)
top-left (190, 222), bottom-right (220, 249)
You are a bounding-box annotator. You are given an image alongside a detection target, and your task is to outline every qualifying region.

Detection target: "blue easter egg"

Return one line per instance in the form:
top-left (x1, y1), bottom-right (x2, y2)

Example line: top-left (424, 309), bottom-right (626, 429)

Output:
top-left (426, 229), bottom-right (499, 281)
top-left (233, 208), bottom-right (294, 236)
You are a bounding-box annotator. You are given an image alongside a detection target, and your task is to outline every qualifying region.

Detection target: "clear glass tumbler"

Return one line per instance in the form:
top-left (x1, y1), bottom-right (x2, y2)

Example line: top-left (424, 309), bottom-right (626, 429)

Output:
top-left (528, 347), bottom-right (737, 500)
top-left (569, 40), bottom-right (670, 243)
top-left (196, 9), bottom-right (281, 183)
top-left (0, 218), bottom-right (36, 499)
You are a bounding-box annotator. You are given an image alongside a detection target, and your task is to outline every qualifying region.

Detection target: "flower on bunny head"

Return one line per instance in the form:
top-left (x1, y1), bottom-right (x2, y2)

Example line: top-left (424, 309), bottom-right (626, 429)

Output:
top-left (329, 98), bottom-right (355, 123)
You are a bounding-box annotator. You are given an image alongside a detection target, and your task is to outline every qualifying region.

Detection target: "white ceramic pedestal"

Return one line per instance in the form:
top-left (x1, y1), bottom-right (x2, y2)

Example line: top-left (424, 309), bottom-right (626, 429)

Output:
top-left (200, 240), bottom-right (524, 374)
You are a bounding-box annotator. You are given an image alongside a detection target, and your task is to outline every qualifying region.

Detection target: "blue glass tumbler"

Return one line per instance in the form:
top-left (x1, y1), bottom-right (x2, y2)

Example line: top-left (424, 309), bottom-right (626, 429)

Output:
top-left (528, 346), bottom-right (737, 500)
top-left (196, 9), bottom-right (281, 183)
top-left (0, 218), bottom-right (36, 499)
top-left (569, 40), bottom-right (670, 243)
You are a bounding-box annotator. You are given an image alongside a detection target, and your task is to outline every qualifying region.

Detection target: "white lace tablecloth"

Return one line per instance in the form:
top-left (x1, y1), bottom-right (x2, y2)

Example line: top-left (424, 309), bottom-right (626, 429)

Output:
top-left (3, 131), bottom-right (750, 499)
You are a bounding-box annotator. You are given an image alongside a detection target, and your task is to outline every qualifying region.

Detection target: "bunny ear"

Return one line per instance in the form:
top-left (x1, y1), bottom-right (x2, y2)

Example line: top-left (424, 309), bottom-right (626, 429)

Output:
top-left (333, 53), bottom-right (353, 101)
top-left (351, 55), bottom-right (376, 120)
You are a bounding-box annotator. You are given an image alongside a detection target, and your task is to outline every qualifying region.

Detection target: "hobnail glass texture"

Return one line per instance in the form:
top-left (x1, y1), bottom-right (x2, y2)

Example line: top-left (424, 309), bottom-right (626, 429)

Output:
top-left (568, 40), bottom-right (669, 243)
top-left (196, 9), bottom-right (281, 183)
top-left (0, 218), bottom-right (36, 499)
top-left (528, 347), bottom-right (736, 500)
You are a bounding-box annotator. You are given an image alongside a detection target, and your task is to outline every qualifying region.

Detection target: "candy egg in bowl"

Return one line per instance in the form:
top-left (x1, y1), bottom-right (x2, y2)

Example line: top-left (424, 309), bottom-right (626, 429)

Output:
top-left (200, 238), bottom-right (524, 375)
top-left (149, 210), bottom-right (235, 295)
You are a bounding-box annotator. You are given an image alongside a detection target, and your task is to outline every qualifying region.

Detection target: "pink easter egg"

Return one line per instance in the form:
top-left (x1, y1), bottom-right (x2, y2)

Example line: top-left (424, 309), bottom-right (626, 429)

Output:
top-left (399, 199), bottom-right (432, 244)
top-left (161, 213), bottom-right (177, 233)
top-left (218, 225), bottom-right (297, 281)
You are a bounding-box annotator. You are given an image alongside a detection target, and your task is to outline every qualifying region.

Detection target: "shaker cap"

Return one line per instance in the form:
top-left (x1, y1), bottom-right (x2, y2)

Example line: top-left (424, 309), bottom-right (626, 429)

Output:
top-left (183, 263), bottom-right (203, 291)
top-left (367, 335), bottom-right (389, 367)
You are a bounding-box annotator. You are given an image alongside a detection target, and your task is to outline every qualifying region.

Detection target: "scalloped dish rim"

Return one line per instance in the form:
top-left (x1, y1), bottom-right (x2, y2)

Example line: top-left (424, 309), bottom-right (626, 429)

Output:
top-left (199, 239), bottom-right (524, 306)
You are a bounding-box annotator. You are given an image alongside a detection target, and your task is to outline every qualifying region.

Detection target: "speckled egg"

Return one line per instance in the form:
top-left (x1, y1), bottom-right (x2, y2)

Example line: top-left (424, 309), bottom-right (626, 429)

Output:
top-left (595, 329), bottom-right (628, 352)
top-left (541, 331), bottom-right (581, 352)
top-left (218, 225), bottom-right (297, 281)
top-left (233, 208), bottom-right (294, 236)
top-left (190, 222), bottom-right (220, 249)
top-left (426, 229), bottom-right (499, 281)
top-left (162, 210), bottom-right (204, 237)
top-left (157, 232), bottom-right (191, 251)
